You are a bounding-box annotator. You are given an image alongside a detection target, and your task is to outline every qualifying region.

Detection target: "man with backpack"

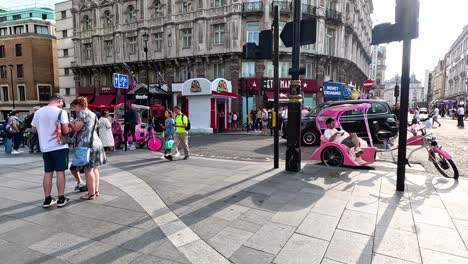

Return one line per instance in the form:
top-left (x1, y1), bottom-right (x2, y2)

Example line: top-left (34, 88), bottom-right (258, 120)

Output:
top-left (164, 105), bottom-right (190, 161)
top-left (6, 110), bottom-right (23, 154)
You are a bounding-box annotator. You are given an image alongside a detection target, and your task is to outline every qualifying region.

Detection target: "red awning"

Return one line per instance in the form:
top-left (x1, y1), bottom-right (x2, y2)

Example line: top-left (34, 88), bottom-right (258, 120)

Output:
top-left (212, 91), bottom-right (239, 98)
top-left (265, 90), bottom-right (290, 102)
top-left (92, 95), bottom-right (115, 106)
top-left (115, 95), bottom-right (125, 105)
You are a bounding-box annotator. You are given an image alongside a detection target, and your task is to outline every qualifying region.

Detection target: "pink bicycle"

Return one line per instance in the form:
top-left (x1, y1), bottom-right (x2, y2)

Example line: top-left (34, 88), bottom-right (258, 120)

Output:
top-left (381, 124), bottom-right (459, 180)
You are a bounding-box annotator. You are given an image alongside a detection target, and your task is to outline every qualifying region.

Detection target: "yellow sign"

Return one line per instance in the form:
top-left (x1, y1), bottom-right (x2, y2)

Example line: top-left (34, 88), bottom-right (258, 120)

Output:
top-left (350, 89), bottom-right (361, 99)
top-left (272, 112), bottom-right (277, 128)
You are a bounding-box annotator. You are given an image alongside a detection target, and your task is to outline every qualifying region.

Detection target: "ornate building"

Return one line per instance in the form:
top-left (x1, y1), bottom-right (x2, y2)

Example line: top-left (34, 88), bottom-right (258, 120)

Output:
top-left (369, 45), bottom-right (386, 98)
top-left (445, 25), bottom-right (468, 105)
top-left (67, 0), bottom-right (373, 112)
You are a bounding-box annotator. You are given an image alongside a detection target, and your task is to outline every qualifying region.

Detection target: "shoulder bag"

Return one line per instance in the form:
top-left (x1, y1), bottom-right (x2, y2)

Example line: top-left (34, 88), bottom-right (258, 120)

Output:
top-left (72, 116), bottom-right (98, 167)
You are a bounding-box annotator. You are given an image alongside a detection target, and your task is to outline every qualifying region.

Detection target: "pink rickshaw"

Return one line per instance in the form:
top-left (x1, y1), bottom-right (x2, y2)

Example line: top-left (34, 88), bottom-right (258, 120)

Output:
top-left (310, 103), bottom-right (377, 167)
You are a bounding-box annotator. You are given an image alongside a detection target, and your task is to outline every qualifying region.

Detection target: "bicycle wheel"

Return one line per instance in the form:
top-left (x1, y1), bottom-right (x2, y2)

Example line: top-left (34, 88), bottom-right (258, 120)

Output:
top-left (430, 153), bottom-right (459, 180)
top-left (147, 137), bottom-right (163, 151)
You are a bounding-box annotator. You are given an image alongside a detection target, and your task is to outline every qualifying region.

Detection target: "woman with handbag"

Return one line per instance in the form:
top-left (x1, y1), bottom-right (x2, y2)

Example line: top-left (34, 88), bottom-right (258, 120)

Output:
top-left (161, 110), bottom-right (175, 155)
top-left (69, 97), bottom-right (107, 200)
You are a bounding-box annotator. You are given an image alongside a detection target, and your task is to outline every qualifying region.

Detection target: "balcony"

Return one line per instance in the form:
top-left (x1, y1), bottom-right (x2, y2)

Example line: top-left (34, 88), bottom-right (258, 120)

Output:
top-left (326, 9), bottom-right (342, 23)
top-left (272, 1), bottom-right (291, 14)
top-left (242, 1), bottom-right (263, 15)
top-left (302, 4), bottom-right (316, 17)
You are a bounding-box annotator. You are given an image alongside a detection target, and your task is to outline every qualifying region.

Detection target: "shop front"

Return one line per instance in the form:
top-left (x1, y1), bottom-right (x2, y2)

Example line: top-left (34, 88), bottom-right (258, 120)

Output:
top-left (181, 78), bottom-right (238, 133)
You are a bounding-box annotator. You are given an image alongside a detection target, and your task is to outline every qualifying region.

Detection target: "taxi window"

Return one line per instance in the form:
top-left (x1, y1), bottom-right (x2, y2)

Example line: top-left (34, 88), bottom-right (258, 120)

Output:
top-left (369, 103), bottom-right (388, 114)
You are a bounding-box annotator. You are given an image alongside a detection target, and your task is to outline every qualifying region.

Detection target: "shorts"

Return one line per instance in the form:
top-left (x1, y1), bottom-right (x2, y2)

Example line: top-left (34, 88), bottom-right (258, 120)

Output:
top-left (433, 116), bottom-right (438, 121)
top-left (42, 148), bottom-right (69, 173)
top-left (341, 137), bottom-right (354, 148)
top-left (69, 164), bottom-right (85, 173)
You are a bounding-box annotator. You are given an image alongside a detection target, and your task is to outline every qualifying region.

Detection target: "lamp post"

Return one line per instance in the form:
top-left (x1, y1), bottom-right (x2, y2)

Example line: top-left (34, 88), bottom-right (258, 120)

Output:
top-left (8, 64), bottom-right (15, 110)
top-left (142, 32), bottom-right (150, 107)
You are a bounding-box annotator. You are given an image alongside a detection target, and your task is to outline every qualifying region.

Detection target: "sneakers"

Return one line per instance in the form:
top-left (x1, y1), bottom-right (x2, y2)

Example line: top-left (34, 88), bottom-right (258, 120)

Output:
top-left (57, 196), bottom-right (70, 207)
top-left (128, 144), bottom-right (136, 151)
top-left (183, 156), bottom-right (189, 160)
top-left (164, 155), bottom-right (173, 161)
top-left (11, 150), bottom-right (21, 155)
top-left (74, 183), bottom-right (87, 192)
top-left (43, 196), bottom-right (57, 208)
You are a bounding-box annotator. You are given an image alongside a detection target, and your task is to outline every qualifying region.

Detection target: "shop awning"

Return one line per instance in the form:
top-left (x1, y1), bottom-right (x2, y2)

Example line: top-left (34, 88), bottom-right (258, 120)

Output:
top-left (265, 91), bottom-right (290, 102)
top-left (92, 95), bottom-right (115, 106)
top-left (212, 91), bottom-right (239, 98)
top-left (115, 95), bottom-right (125, 105)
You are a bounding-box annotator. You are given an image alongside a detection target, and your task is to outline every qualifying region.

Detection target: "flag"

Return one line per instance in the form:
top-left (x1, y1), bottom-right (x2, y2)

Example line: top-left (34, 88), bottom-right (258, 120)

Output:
top-left (122, 62), bottom-right (138, 90)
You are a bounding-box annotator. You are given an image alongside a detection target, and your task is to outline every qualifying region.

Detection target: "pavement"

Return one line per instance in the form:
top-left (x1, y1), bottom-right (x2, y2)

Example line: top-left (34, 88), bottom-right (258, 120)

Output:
top-left (0, 148), bottom-right (467, 264)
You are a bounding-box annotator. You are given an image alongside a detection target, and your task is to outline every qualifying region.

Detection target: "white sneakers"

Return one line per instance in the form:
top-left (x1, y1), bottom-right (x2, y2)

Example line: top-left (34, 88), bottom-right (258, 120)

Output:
top-left (11, 150), bottom-right (21, 155)
top-left (127, 144), bottom-right (136, 151)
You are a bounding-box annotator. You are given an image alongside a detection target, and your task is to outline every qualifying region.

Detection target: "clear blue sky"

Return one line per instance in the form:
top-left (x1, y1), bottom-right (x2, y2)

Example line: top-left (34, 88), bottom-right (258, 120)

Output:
top-left (2, 0), bottom-right (467, 84)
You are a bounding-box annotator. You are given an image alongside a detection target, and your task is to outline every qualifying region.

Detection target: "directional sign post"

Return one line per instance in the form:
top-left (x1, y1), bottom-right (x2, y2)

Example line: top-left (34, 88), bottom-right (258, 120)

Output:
top-left (113, 73), bottom-right (129, 151)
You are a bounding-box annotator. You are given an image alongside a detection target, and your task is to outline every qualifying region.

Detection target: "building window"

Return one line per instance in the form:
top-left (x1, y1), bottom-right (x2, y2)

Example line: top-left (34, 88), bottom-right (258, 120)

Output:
top-left (84, 44), bottom-right (92, 59)
top-left (18, 85), bottom-right (25, 101)
top-left (65, 88), bottom-right (71, 96)
top-left (213, 24), bottom-right (225, 45)
top-left (242, 62), bottom-right (255, 77)
top-left (64, 68), bottom-right (70, 75)
top-left (214, 63), bottom-right (224, 78)
top-left (181, 2), bottom-right (191, 13)
top-left (128, 37), bottom-right (137, 55)
top-left (127, 5), bottom-right (137, 23)
top-left (42, 14), bottom-right (48, 20)
top-left (246, 22), bottom-right (260, 45)
top-left (61, 10), bottom-right (67, 19)
top-left (326, 27), bottom-right (336, 56)
top-left (13, 26), bottom-right (24, 34)
top-left (0, 28), bottom-right (6, 36)
top-left (17, 64), bottom-right (23, 78)
top-left (0, 46), bottom-right (4, 58)
top-left (12, 14), bottom-right (21, 20)
top-left (62, 30), bottom-right (68, 38)
top-left (0, 66), bottom-right (6, 78)
top-left (103, 10), bottom-right (113, 27)
top-left (305, 63), bottom-right (314, 78)
top-left (15, 44), bottom-right (22, 57)
top-left (2, 86), bottom-right (8, 101)
top-left (178, 65), bottom-right (192, 81)
top-left (0, 17), bottom-right (6, 22)
top-left (63, 49), bottom-right (69, 57)
top-left (153, 33), bottom-right (163, 52)
top-left (83, 15), bottom-right (91, 31)
top-left (214, 0), bottom-right (224, 8)
top-left (34, 25), bottom-right (49, 34)
top-left (38, 86), bottom-right (51, 101)
top-left (181, 28), bottom-right (192, 49)
top-left (280, 62), bottom-right (290, 77)
top-left (104, 40), bottom-right (113, 57)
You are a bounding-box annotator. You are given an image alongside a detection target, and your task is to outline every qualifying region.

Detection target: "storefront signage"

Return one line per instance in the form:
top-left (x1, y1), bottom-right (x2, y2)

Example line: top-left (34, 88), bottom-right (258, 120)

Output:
top-left (182, 78), bottom-right (212, 96)
top-left (322, 82), bottom-right (343, 98)
top-left (99, 86), bottom-right (114, 94)
top-left (243, 78), bottom-right (318, 92)
top-left (190, 80), bottom-right (202, 93)
top-left (135, 94), bottom-right (148, 100)
top-left (216, 80), bottom-right (228, 92)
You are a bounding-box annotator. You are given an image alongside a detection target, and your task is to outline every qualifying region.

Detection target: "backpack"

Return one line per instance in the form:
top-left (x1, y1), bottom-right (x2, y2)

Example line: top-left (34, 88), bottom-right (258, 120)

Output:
top-left (181, 114), bottom-right (191, 131)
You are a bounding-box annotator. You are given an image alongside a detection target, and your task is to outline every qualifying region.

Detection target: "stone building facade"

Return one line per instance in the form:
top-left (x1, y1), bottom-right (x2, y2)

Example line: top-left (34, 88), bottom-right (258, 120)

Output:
top-left (369, 45), bottom-right (386, 98)
top-left (445, 25), bottom-right (468, 105)
top-left (430, 59), bottom-right (446, 101)
top-left (68, 0), bottom-right (373, 111)
top-left (0, 7), bottom-right (58, 120)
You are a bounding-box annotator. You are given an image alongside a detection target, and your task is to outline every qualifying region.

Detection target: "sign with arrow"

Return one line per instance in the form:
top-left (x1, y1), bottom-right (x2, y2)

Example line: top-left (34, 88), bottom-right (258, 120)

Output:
top-left (280, 19), bottom-right (317, 48)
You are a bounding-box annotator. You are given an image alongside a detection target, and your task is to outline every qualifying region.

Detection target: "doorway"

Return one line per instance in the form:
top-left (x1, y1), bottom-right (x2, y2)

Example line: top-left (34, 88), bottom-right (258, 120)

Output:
top-left (217, 100), bottom-right (226, 133)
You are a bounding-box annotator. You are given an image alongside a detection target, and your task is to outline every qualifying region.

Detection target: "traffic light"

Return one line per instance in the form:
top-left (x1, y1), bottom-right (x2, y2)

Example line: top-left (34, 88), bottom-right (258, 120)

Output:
top-left (261, 77), bottom-right (268, 95)
top-left (242, 30), bottom-right (272, 60)
top-left (394, 84), bottom-right (400, 98)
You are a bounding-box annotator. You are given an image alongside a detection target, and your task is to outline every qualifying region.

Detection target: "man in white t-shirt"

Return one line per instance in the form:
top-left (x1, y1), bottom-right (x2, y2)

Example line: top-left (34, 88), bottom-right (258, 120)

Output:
top-left (457, 105), bottom-right (465, 128)
top-left (301, 107), bottom-right (309, 117)
top-left (431, 107), bottom-right (441, 128)
top-left (324, 118), bottom-right (363, 155)
top-left (32, 94), bottom-right (71, 208)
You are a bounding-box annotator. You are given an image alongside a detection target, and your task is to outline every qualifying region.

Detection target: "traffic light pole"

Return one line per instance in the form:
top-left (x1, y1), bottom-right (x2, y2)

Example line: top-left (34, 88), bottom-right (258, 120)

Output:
top-left (396, 39), bottom-right (412, 191)
top-left (285, 0), bottom-right (302, 172)
top-left (273, 6), bottom-right (280, 169)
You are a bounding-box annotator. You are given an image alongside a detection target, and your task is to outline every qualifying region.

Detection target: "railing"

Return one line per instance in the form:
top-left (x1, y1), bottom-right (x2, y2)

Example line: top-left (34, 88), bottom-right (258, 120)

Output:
top-left (302, 4), bottom-right (316, 17)
top-left (326, 9), bottom-right (342, 22)
top-left (242, 1), bottom-right (263, 13)
top-left (272, 1), bottom-right (291, 13)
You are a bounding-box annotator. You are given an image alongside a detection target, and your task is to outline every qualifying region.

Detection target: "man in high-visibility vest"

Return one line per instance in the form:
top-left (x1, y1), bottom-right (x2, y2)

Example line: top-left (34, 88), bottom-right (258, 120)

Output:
top-left (165, 105), bottom-right (189, 161)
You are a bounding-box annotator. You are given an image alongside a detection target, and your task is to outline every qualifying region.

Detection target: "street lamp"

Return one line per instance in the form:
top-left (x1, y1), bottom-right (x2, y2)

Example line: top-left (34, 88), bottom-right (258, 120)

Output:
top-left (8, 64), bottom-right (15, 110)
top-left (142, 32), bottom-right (150, 107)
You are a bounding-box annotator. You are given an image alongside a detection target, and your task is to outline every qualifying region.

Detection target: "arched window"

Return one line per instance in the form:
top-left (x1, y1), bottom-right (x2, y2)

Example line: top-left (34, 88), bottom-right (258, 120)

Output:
top-left (103, 10), bottom-right (112, 27)
top-left (127, 5), bottom-right (137, 23)
top-left (83, 14), bottom-right (91, 31)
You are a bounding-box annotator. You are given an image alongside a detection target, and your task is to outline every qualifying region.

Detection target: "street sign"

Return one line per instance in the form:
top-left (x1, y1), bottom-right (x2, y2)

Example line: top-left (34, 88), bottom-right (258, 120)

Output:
top-left (280, 19), bottom-right (317, 48)
top-left (322, 82), bottom-right (343, 99)
top-left (343, 86), bottom-right (351, 98)
top-left (363, 79), bottom-right (374, 90)
top-left (113, 73), bottom-right (129, 89)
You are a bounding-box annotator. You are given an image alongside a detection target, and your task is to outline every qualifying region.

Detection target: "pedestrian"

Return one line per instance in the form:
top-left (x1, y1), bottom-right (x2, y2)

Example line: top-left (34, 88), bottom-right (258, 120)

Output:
top-left (412, 107), bottom-right (420, 125)
top-left (456, 104), bottom-right (465, 128)
top-left (228, 112), bottom-right (232, 131)
top-left (161, 110), bottom-right (175, 155)
top-left (124, 102), bottom-right (138, 150)
top-left (6, 110), bottom-right (23, 154)
top-left (98, 110), bottom-right (115, 152)
top-left (164, 105), bottom-right (189, 161)
top-left (31, 94), bottom-right (71, 208)
top-left (256, 108), bottom-right (263, 132)
top-left (232, 112), bottom-right (238, 131)
top-left (301, 107), bottom-right (309, 117)
top-left (69, 97), bottom-right (107, 200)
top-left (431, 107), bottom-right (441, 128)
top-left (261, 109), bottom-right (269, 135)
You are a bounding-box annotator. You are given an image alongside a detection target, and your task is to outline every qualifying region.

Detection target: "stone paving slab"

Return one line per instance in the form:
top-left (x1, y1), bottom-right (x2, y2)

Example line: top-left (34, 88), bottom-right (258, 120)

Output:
top-left (0, 151), bottom-right (467, 264)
